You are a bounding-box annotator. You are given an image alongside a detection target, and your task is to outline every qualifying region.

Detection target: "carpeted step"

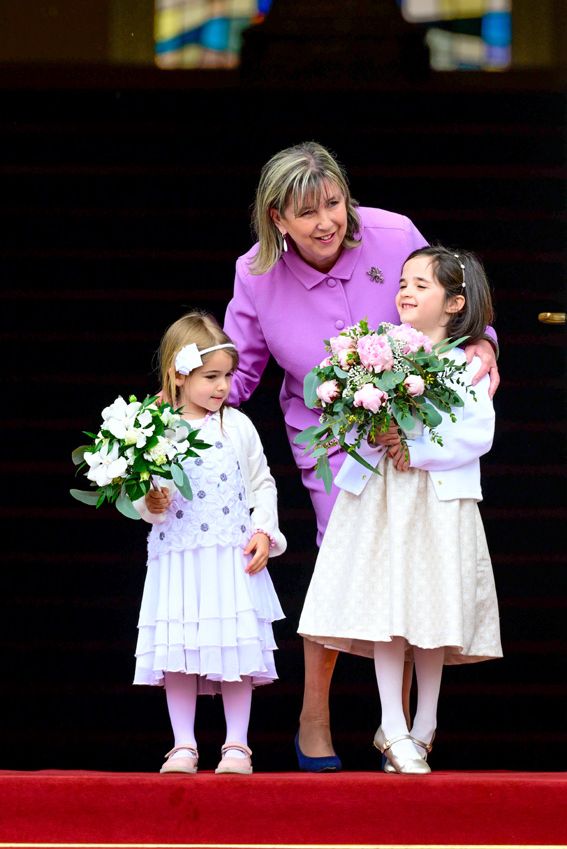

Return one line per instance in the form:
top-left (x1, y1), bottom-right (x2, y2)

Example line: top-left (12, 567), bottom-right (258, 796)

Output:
top-left (0, 770), bottom-right (566, 846)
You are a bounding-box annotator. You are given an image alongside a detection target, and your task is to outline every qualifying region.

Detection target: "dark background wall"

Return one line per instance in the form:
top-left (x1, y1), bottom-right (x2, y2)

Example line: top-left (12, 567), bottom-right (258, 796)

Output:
top-left (0, 2), bottom-right (566, 774)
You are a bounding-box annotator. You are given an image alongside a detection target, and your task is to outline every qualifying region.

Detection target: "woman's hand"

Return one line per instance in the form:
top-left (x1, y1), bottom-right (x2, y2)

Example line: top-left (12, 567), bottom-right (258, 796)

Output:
top-left (243, 532), bottom-right (270, 574)
top-left (464, 338), bottom-right (500, 399)
top-left (145, 486), bottom-right (171, 514)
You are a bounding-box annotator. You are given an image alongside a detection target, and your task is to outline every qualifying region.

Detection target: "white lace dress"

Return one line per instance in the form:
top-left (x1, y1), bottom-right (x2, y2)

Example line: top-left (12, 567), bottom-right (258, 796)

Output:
top-left (134, 414), bottom-right (285, 693)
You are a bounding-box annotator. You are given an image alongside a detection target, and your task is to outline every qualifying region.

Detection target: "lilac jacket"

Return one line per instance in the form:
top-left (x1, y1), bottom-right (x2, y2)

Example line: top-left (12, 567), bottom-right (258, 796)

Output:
top-left (224, 207), bottom-right (428, 469)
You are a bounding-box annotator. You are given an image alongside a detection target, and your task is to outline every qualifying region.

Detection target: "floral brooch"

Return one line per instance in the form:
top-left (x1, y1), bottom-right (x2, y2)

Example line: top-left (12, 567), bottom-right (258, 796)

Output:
top-left (367, 266), bottom-right (384, 284)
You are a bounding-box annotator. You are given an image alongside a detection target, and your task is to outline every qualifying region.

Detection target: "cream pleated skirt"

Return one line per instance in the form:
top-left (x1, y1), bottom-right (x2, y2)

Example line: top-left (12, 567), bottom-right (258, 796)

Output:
top-left (298, 458), bottom-right (502, 664)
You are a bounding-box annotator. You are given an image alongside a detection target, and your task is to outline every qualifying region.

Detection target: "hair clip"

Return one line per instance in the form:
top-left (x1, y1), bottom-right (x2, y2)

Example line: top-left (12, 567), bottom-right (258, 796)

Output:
top-left (454, 254), bottom-right (466, 288)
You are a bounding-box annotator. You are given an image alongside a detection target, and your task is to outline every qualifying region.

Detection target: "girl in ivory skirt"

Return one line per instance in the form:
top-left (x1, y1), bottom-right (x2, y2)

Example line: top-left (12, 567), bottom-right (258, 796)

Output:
top-left (299, 246), bottom-right (502, 774)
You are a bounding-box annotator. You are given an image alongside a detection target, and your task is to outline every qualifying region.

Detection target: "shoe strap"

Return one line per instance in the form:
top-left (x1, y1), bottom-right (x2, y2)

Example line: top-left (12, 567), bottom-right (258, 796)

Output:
top-left (221, 742), bottom-right (252, 757)
top-left (165, 744), bottom-right (198, 759)
top-left (381, 733), bottom-right (413, 752)
top-left (410, 734), bottom-right (434, 753)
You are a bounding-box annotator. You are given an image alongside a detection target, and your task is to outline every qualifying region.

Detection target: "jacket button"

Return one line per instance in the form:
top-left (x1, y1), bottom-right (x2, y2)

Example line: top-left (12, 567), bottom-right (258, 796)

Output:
top-left (335, 319), bottom-right (345, 329)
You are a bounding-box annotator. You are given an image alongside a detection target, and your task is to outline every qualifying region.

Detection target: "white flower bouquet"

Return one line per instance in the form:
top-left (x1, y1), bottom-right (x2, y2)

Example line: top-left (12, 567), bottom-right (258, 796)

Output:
top-left (294, 319), bottom-right (473, 493)
top-left (70, 394), bottom-right (211, 519)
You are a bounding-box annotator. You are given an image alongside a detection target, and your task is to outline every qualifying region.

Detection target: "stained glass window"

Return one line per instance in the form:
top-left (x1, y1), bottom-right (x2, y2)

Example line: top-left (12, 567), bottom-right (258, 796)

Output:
top-left (399, 0), bottom-right (511, 70)
top-left (154, 0), bottom-right (272, 68)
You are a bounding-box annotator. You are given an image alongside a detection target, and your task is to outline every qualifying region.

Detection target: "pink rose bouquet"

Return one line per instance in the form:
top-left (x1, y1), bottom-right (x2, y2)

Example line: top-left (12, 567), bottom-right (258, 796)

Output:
top-left (294, 319), bottom-right (472, 493)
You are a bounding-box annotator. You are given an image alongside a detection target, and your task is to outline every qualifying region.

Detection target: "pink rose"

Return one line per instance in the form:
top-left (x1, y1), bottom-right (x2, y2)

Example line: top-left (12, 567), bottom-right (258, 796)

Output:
top-left (357, 334), bottom-right (394, 372)
top-left (329, 334), bottom-right (356, 356)
top-left (353, 384), bottom-right (388, 414)
top-left (316, 379), bottom-right (341, 405)
top-left (404, 374), bottom-right (425, 396)
top-left (319, 356), bottom-right (332, 367)
top-left (389, 323), bottom-right (433, 354)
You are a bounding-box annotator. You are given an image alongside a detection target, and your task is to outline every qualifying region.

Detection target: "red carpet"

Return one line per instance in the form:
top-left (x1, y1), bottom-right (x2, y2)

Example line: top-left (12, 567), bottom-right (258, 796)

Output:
top-left (0, 770), bottom-right (565, 847)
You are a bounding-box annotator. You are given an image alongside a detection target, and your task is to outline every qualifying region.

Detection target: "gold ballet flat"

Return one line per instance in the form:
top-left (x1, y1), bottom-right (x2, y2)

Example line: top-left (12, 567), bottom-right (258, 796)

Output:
top-left (383, 731), bottom-right (435, 774)
top-left (373, 726), bottom-right (431, 775)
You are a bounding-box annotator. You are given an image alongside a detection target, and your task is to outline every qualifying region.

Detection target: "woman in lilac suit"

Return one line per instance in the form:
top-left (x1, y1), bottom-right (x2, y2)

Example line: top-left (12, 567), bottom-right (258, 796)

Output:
top-left (223, 141), bottom-right (499, 771)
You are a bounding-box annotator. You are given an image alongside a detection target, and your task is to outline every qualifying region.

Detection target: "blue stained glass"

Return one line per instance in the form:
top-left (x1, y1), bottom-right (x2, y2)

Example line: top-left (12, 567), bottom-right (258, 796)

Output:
top-left (482, 12), bottom-right (511, 48)
top-left (201, 18), bottom-right (230, 51)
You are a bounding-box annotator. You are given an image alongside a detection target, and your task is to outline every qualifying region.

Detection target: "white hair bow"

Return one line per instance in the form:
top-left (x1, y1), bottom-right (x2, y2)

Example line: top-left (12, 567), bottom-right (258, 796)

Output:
top-left (175, 342), bottom-right (236, 375)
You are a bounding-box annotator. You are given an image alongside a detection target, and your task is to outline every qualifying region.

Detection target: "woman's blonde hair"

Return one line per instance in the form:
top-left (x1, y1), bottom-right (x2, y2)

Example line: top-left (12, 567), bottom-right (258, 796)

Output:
top-left (158, 310), bottom-right (239, 407)
top-left (249, 141), bottom-right (361, 275)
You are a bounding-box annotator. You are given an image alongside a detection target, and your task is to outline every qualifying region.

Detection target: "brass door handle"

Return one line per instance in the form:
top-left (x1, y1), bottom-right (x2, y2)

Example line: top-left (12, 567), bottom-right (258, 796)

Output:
top-left (538, 312), bottom-right (565, 325)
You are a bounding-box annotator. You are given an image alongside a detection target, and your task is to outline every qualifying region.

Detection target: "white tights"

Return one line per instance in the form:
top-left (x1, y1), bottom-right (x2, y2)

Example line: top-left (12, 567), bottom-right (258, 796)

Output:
top-left (164, 672), bottom-right (253, 757)
top-left (373, 637), bottom-right (444, 758)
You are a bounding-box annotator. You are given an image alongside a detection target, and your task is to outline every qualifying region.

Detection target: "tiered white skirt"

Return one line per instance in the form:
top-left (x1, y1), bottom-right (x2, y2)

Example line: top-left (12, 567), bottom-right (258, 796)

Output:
top-left (134, 544), bottom-right (285, 692)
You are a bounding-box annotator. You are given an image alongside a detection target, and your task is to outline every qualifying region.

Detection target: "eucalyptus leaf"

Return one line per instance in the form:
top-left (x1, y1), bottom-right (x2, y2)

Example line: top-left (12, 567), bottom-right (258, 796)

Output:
top-left (419, 402), bottom-right (443, 428)
top-left (333, 366), bottom-right (349, 379)
top-left (116, 489), bottom-right (141, 520)
top-left (312, 445), bottom-right (330, 458)
top-left (392, 403), bottom-right (416, 434)
top-left (70, 488), bottom-right (100, 506)
top-left (314, 455), bottom-right (333, 494)
top-left (375, 371), bottom-right (404, 391)
top-left (303, 370), bottom-right (322, 409)
top-left (294, 425), bottom-right (323, 446)
top-left (424, 394), bottom-right (453, 414)
top-left (175, 467), bottom-right (193, 500)
top-left (71, 445), bottom-right (90, 466)
top-left (171, 463), bottom-right (185, 487)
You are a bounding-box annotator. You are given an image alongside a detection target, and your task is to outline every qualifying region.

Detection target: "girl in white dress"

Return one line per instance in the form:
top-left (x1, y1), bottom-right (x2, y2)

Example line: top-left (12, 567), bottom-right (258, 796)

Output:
top-left (298, 246), bottom-right (502, 774)
top-left (134, 310), bottom-right (286, 775)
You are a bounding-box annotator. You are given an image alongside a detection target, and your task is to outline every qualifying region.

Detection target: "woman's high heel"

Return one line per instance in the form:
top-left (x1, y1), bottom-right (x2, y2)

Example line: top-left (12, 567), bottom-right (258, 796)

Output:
top-left (294, 732), bottom-right (342, 772)
top-left (373, 726), bottom-right (431, 774)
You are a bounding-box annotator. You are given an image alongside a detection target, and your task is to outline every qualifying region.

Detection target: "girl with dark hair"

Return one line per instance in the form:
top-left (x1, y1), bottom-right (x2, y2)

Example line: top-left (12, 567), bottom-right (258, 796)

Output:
top-left (298, 246), bottom-right (502, 774)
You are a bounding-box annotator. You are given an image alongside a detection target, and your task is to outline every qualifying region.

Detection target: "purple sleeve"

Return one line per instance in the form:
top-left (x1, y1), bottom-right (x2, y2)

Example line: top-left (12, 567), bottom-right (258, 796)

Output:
top-left (483, 325), bottom-right (498, 352)
top-left (223, 260), bottom-right (271, 406)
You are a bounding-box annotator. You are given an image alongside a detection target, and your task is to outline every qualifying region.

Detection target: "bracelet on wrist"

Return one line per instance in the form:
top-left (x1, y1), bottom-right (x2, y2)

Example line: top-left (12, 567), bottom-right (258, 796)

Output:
top-left (253, 528), bottom-right (276, 549)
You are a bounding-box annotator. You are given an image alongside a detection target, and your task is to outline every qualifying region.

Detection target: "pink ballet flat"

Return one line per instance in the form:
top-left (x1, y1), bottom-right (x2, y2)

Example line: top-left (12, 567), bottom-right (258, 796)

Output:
top-left (159, 744), bottom-right (199, 774)
top-left (215, 742), bottom-right (253, 775)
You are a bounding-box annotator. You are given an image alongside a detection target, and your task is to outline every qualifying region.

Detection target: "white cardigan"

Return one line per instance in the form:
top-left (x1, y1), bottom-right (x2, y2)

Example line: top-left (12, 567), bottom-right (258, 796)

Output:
top-left (134, 406), bottom-right (287, 557)
top-left (334, 353), bottom-right (495, 502)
